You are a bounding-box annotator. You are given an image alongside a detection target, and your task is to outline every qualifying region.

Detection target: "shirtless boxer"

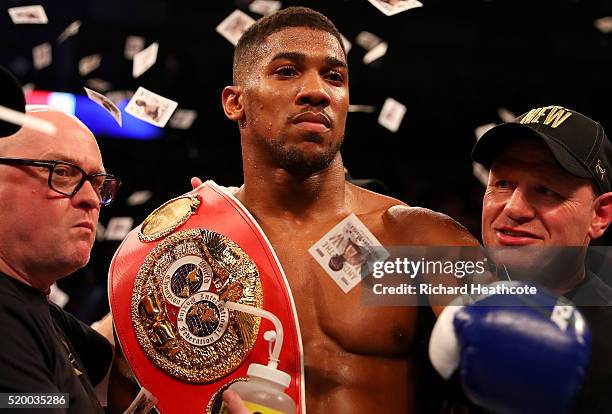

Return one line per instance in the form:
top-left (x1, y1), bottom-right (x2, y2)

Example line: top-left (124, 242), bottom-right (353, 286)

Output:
top-left (194, 7), bottom-right (479, 413)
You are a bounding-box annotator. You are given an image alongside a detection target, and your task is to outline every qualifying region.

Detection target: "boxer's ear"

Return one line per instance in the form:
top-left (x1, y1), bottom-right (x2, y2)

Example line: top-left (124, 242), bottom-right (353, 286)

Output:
top-left (221, 86), bottom-right (244, 123)
top-left (589, 191), bottom-right (612, 239)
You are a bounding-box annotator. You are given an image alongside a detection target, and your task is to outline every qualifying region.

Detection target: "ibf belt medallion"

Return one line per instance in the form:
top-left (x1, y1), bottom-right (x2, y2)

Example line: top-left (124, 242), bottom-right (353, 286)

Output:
top-left (162, 256), bottom-right (213, 307)
top-left (176, 291), bottom-right (229, 346)
top-left (132, 228), bottom-right (263, 383)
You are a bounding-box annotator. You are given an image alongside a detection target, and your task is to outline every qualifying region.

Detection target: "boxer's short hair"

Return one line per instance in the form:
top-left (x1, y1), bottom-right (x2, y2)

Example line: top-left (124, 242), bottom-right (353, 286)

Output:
top-left (233, 7), bottom-right (346, 85)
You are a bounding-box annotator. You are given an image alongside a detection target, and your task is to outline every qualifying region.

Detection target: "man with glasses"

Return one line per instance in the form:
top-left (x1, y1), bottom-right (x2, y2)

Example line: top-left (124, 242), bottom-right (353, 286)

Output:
top-left (0, 105), bottom-right (120, 412)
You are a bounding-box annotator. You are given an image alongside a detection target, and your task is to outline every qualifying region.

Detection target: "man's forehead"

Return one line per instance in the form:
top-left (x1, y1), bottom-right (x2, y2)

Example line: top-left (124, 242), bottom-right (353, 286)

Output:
top-left (5, 110), bottom-right (101, 160)
top-left (27, 105), bottom-right (89, 129)
top-left (260, 27), bottom-right (346, 63)
top-left (492, 140), bottom-right (563, 173)
top-left (22, 114), bottom-right (92, 143)
top-left (495, 139), bottom-right (556, 165)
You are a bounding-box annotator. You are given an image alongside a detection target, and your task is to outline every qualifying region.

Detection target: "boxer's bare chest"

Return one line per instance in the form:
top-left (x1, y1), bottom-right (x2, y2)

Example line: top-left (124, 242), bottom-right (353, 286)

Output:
top-left (256, 209), bottom-right (419, 374)
top-left (264, 210), bottom-right (416, 342)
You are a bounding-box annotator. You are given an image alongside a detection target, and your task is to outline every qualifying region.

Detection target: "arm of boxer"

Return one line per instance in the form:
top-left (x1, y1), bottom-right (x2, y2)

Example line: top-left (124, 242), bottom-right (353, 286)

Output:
top-left (385, 206), bottom-right (484, 316)
top-left (429, 284), bottom-right (591, 414)
top-left (222, 390), bottom-right (250, 414)
top-left (385, 206), bottom-right (480, 247)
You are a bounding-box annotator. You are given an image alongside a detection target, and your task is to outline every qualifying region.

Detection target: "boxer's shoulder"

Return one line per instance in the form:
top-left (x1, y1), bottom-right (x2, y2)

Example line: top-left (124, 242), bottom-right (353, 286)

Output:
top-left (347, 183), bottom-right (478, 246)
top-left (383, 206), bottom-right (478, 246)
top-left (347, 182), bottom-right (407, 212)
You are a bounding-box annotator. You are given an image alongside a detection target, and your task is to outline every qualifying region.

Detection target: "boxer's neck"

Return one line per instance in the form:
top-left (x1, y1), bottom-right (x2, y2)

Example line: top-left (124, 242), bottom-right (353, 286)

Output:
top-left (239, 155), bottom-right (349, 221)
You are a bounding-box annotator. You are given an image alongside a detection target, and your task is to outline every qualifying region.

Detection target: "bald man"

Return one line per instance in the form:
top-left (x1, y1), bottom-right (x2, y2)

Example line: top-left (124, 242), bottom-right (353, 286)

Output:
top-left (0, 106), bottom-right (121, 412)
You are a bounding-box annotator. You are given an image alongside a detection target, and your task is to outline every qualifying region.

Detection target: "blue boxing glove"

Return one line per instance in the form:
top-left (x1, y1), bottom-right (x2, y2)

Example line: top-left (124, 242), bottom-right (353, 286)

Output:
top-left (429, 281), bottom-right (591, 414)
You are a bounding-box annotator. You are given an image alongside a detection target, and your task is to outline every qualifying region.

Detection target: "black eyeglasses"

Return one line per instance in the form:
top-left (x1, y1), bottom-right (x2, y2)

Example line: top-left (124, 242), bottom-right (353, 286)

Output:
top-left (0, 157), bottom-right (121, 206)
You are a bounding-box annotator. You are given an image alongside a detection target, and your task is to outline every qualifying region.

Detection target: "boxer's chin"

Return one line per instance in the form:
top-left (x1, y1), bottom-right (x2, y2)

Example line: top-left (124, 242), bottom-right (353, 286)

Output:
top-left (267, 136), bottom-right (342, 177)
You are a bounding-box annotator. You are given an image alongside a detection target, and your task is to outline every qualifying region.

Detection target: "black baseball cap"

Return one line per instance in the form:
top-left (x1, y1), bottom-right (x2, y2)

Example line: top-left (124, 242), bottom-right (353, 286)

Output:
top-left (0, 65), bottom-right (26, 137)
top-left (472, 105), bottom-right (612, 194)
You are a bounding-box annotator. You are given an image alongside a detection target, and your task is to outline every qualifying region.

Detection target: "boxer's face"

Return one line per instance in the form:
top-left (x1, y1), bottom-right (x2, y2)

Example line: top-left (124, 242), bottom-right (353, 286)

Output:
top-left (482, 139), bottom-right (597, 248)
top-left (241, 27), bottom-right (349, 176)
top-left (0, 110), bottom-right (102, 285)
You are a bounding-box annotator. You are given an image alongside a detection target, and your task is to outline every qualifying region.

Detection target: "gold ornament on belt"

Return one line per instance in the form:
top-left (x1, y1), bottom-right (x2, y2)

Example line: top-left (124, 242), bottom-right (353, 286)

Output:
top-left (132, 228), bottom-right (263, 383)
top-left (139, 194), bottom-right (201, 242)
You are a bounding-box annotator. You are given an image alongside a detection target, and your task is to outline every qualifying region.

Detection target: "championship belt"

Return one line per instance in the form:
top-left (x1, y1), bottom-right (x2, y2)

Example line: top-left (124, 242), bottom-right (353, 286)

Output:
top-left (108, 181), bottom-right (305, 413)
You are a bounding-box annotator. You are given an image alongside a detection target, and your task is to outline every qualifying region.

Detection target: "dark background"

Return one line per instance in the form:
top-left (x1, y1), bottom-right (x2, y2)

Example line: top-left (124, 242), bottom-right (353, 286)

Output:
top-left (1, 0), bottom-right (611, 321)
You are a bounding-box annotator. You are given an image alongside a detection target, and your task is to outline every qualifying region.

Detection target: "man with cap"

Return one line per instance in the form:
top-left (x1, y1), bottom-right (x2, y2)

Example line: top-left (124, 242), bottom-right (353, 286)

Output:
top-left (475, 105), bottom-right (612, 302)
top-left (430, 105), bottom-right (612, 413)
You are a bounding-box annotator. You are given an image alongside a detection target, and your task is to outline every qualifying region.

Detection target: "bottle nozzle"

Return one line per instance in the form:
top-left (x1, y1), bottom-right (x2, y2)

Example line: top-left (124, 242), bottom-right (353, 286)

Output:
top-left (223, 301), bottom-right (284, 369)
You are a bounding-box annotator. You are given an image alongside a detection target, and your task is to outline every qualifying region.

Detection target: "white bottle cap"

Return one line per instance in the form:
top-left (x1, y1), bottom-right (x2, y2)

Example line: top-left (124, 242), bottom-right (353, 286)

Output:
top-left (247, 363), bottom-right (291, 389)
